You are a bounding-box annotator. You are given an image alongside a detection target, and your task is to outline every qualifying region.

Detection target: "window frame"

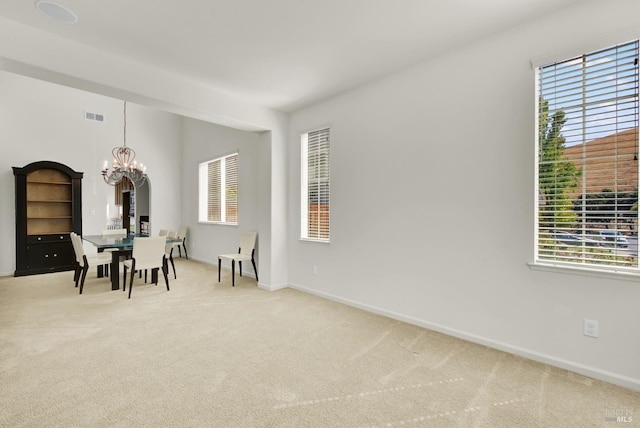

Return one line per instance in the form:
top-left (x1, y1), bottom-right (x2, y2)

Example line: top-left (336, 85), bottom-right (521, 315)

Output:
top-left (198, 151), bottom-right (239, 226)
top-left (301, 127), bottom-right (331, 243)
top-left (532, 40), bottom-right (639, 277)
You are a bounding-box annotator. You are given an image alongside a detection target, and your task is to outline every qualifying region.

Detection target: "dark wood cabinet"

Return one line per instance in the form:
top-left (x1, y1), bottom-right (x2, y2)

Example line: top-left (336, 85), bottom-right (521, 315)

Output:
top-left (13, 161), bottom-right (83, 276)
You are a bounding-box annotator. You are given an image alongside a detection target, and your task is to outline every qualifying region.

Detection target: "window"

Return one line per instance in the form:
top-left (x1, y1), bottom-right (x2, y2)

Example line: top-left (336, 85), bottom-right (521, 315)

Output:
top-left (535, 40), bottom-right (639, 272)
top-left (199, 152), bottom-right (238, 224)
top-left (301, 128), bottom-right (330, 241)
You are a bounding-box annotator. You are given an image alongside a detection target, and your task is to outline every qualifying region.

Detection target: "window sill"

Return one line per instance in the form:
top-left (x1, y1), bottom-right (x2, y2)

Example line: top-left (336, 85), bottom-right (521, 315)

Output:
top-left (299, 238), bottom-right (330, 244)
top-left (528, 261), bottom-right (640, 282)
top-left (198, 221), bottom-right (238, 227)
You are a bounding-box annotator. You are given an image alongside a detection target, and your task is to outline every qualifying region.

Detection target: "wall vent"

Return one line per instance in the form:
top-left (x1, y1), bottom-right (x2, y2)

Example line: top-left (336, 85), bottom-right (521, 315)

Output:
top-left (85, 111), bottom-right (105, 122)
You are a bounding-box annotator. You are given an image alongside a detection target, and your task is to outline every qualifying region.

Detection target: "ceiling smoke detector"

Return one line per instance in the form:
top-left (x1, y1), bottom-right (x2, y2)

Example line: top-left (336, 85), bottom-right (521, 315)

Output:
top-left (34, 1), bottom-right (78, 24)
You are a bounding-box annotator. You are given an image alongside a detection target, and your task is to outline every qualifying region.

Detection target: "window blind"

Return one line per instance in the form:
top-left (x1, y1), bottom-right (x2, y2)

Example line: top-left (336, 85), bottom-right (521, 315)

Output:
top-left (536, 40), bottom-right (639, 270)
top-left (207, 159), bottom-right (221, 222)
top-left (302, 128), bottom-right (330, 241)
top-left (225, 154), bottom-right (238, 224)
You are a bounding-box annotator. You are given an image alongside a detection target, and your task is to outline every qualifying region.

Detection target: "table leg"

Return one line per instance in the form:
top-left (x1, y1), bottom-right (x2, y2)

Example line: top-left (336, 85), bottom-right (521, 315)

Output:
top-left (111, 251), bottom-right (120, 290)
top-left (97, 248), bottom-right (105, 278)
top-left (110, 249), bottom-right (132, 291)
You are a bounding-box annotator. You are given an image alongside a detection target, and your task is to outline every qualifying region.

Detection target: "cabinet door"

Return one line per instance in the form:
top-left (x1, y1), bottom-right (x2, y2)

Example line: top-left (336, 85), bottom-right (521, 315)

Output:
top-left (26, 244), bottom-right (52, 270)
top-left (26, 242), bottom-right (75, 271)
top-left (49, 242), bottom-right (75, 268)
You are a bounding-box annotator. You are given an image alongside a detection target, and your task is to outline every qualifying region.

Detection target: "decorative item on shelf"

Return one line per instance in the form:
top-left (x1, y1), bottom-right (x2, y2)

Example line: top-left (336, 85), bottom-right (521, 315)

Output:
top-left (101, 101), bottom-right (147, 187)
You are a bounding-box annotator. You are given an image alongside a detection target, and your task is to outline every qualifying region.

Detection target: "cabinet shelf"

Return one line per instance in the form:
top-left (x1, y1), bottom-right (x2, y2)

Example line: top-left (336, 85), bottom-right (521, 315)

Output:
top-left (27, 199), bottom-right (72, 203)
top-left (26, 180), bottom-right (71, 185)
top-left (27, 231), bottom-right (73, 236)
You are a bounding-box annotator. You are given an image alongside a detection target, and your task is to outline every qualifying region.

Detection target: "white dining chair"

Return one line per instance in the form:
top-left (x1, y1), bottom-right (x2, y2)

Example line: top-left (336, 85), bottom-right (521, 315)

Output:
top-left (218, 232), bottom-right (258, 287)
top-left (166, 230), bottom-right (177, 279)
top-left (70, 232), bottom-right (112, 294)
top-left (171, 225), bottom-right (188, 259)
top-left (122, 236), bottom-right (169, 299)
top-left (155, 229), bottom-right (176, 279)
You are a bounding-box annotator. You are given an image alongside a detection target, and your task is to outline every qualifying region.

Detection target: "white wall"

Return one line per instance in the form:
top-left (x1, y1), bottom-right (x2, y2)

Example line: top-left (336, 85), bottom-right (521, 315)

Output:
top-left (0, 71), bottom-right (182, 275)
top-left (180, 117), bottom-right (261, 270)
top-left (287, 1), bottom-right (640, 390)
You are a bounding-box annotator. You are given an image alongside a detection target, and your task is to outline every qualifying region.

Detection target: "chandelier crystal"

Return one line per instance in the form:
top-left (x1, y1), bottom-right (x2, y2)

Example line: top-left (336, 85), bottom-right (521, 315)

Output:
top-left (101, 101), bottom-right (147, 186)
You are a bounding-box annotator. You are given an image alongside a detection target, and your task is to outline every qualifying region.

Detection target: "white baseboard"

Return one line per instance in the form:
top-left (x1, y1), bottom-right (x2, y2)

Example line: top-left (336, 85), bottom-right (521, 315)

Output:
top-left (258, 282), bottom-right (288, 292)
top-left (287, 282), bottom-right (640, 392)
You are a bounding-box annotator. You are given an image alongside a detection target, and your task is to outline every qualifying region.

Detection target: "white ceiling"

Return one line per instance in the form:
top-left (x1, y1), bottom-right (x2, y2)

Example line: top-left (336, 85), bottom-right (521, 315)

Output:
top-left (0, 0), bottom-right (584, 113)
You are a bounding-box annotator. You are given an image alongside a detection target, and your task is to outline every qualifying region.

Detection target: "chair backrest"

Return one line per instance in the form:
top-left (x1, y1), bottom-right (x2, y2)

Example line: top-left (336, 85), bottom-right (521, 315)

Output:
top-left (102, 228), bottom-right (127, 237)
top-left (177, 226), bottom-right (187, 239)
top-left (239, 232), bottom-right (257, 256)
top-left (165, 231), bottom-right (177, 253)
top-left (132, 237), bottom-right (166, 270)
top-left (69, 233), bottom-right (86, 265)
top-left (158, 229), bottom-right (169, 237)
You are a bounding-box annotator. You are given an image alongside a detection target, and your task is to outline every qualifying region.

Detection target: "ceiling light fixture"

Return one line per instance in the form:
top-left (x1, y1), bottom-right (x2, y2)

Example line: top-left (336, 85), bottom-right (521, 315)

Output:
top-left (34, 0), bottom-right (78, 24)
top-left (102, 101), bottom-right (147, 187)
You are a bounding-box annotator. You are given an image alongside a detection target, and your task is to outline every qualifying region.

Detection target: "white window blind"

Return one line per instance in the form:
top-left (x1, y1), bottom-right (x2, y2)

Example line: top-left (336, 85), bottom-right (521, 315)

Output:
top-left (536, 40), bottom-right (639, 271)
top-left (207, 159), bottom-right (222, 222)
top-left (301, 128), bottom-right (330, 241)
top-left (198, 152), bottom-right (238, 225)
top-left (225, 154), bottom-right (238, 224)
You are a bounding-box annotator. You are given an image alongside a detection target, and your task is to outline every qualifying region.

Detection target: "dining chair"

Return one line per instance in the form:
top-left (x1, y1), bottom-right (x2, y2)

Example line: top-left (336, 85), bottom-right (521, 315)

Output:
top-left (166, 230), bottom-right (177, 279)
top-left (70, 232), bottom-right (113, 294)
top-left (156, 229), bottom-right (176, 279)
top-left (218, 232), bottom-right (258, 287)
top-left (122, 236), bottom-right (169, 299)
top-left (143, 229), bottom-right (176, 280)
top-left (172, 225), bottom-right (188, 259)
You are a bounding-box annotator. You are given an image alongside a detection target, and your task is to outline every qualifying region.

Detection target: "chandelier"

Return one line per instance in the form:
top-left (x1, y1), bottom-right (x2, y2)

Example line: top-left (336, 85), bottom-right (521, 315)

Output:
top-left (101, 101), bottom-right (147, 186)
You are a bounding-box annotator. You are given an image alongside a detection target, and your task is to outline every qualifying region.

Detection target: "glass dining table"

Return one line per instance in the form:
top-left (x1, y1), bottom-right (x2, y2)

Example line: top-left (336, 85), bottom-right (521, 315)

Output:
top-left (82, 234), bottom-right (176, 291)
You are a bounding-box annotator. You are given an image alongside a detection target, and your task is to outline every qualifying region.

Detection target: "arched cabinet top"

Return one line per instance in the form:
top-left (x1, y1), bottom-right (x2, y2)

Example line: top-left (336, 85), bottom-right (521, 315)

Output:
top-left (13, 160), bottom-right (84, 179)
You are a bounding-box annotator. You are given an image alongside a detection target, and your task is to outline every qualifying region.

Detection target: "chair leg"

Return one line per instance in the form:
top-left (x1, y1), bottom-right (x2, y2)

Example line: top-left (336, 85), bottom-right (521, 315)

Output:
top-left (231, 260), bottom-right (235, 287)
top-left (218, 258), bottom-right (221, 282)
top-left (252, 256), bottom-right (258, 283)
top-left (163, 257), bottom-right (170, 291)
top-left (79, 264), bottom-right (89, 294)
top-left (169, 253), bottom-right (176, 279)
top-left (239, 261), bottom-right (243, 277)
top-left (128, 262), bottom-right (136, 299)
top-left (74, 264), bottom-right (81, 287)
top-left (123, 265), bottom-right (127, 292)
top-left (183, 240), bottom-right (188, 260)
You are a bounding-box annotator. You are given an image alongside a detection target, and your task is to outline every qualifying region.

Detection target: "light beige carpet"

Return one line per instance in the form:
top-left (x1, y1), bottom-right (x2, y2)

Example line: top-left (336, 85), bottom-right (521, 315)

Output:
top-left (0, 259), bottom-right (638, 427)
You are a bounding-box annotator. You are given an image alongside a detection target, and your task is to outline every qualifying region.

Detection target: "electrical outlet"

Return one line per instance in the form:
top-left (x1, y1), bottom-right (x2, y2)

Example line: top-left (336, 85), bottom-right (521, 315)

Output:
top-left (584, 319), bottom-right (599, 338)
top-left (312, 265), bottom-right (318, 275)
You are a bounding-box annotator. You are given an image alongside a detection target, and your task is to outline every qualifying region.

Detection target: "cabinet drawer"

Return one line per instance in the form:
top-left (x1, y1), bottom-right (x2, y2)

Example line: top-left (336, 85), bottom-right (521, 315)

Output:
top-left (27, 234), bottom-right (71, 244)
